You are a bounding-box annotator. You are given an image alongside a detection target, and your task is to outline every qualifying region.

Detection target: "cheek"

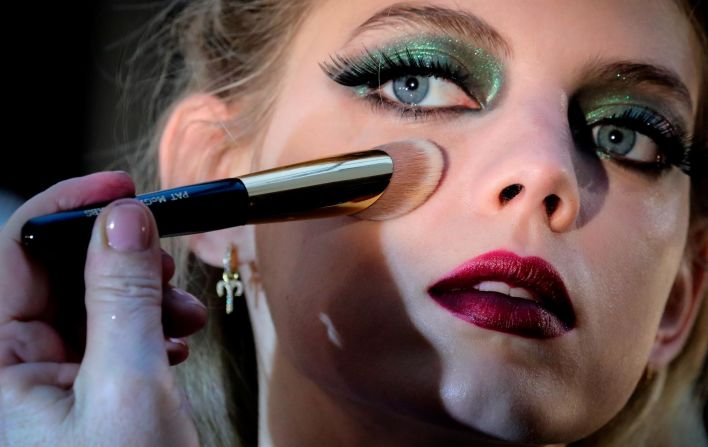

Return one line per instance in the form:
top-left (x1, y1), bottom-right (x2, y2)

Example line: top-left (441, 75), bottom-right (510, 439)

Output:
top-left (255, 67), bottom-right (381, 168)
top-left (574, 170), bottom-right (690, 389)
top-left (583, 172), bottom-right (689, 330)
top-left (254, 52), bottom-right (457, 170)
top-left (253, 89), bottom-right (454, 412)
top-left (255, 218), bottom-right (447, 412)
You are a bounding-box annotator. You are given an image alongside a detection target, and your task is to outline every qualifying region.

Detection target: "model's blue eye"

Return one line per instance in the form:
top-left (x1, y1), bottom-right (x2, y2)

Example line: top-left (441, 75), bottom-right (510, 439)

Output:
top-left (321, 40), bottom-right (497, 116)
top-left (380, 75), bottom-right (478, 109)
top-left (392, 76), bottom-right (430, 104)
top-left (595, 125), bottom-right (636, 155)
top-left (578, 105), bottom-right (693, 174)
top-left (592, 124), bottom-right (658, 163)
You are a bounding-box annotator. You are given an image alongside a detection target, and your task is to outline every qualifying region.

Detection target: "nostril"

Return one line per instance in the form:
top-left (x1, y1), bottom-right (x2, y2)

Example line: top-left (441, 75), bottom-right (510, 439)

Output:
top-left (544, 194), bottom-right (560, 216)
top-left (499, 184), bottom-right (524, 204)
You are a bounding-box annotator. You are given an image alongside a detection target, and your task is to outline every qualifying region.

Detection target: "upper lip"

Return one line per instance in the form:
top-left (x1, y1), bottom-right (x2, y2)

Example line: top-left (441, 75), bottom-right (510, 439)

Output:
top-left (428, 250), bottom-right (576, 329)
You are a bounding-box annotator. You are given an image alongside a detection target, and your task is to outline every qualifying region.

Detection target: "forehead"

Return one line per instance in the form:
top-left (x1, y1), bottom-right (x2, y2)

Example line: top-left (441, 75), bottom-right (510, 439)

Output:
top-left (303, 0), bottom-right (700, 111)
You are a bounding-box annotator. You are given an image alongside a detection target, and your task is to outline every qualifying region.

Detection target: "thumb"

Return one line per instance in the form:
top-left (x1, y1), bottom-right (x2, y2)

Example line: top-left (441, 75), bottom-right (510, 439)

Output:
top-left (81, 199), bottom-right (167, 379)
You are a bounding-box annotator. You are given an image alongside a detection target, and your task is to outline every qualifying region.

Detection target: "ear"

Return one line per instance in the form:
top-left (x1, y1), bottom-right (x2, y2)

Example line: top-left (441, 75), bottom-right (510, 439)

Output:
top-left (648, 232), bottom-right (708, 368)
top-left (159, 94), bottom-right (256, 267)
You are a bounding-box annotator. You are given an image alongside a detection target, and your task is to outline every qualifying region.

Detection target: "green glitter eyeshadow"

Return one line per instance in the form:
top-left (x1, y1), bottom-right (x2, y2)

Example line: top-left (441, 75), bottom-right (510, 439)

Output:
top-left (575, 89), bottom-right (693, 174)
top-left (579, 89), bottom-right (688, 135)
top-left (325, 34), bottom-right (504, 107)
top-left (377, 37), bottom-right (502, 104)
top-left (353, 85), bottom-right (369, 97)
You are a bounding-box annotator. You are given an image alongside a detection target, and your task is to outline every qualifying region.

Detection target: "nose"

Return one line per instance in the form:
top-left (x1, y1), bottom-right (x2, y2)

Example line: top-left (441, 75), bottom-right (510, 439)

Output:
top-left (494, 166), bottom-right (579, 233)
top-left (474, 104), bottom-right (581, 233)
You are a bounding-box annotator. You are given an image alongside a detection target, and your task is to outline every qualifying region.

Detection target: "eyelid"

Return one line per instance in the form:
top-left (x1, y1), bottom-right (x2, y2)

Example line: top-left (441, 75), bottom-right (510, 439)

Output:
top-left (323, 49), bottom-right (484, 119)
top-left (585, 104), bottom-right (686, 144)
top-left (380, 76), bottom-right (482, 108)
top-left (322, 35), bottom-right (504, 106)
top-left (333, 63), bottom-right (486, 116)
top-left (360, 93), bottom-right (480, 121)
top-left (578, 90), bottom-right (692, 140)
top-left (323, 48), bottom-right (470, 85)
top-left (581, 104), bottom-right (693, 174)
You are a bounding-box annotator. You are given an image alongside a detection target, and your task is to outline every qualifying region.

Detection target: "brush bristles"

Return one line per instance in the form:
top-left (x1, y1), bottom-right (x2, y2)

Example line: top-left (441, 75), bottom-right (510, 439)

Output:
top-left (354, 139), bottom-right (444, 221)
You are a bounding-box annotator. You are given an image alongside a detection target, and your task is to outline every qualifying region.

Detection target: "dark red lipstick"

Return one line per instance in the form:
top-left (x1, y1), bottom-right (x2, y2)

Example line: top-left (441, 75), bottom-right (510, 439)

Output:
top-left (428, 250), bottom-right (575, 338)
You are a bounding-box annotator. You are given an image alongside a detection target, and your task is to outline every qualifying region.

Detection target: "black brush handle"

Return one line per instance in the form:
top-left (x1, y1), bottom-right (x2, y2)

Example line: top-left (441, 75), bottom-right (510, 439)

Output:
top-left (21, 178), bottom-right (250, 259)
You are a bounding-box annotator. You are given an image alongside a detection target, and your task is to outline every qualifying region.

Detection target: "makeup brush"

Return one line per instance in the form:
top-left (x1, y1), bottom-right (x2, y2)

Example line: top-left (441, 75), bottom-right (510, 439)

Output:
top-left (21, 139), bottom-right (444, 258)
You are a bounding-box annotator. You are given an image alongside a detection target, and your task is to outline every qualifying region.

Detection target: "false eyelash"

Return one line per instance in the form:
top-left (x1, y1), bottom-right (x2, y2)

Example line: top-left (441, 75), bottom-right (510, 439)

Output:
top-left (321, 47), bottom-right (472, 93)
top-left (591, 107), bottom-right (693, 174)
top-left (321, 48), bottom-right (482, 122)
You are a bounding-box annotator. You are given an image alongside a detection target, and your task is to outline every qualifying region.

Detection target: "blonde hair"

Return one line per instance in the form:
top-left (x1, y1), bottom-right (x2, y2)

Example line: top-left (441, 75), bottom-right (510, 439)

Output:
top-left (121, 1), bottom-right (708, 445)
top-left (127, 2), bottom-right (313, 445)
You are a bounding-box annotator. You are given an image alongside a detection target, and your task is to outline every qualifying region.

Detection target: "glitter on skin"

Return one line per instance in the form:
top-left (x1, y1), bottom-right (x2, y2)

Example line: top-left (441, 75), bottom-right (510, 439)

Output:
top-left (578, 88), bottom-right (688, 134)
top-left (353, 85), bottom-right (369, 97)
top-left (579, 89), bottom-right (688, 136)
top-left (584, 103), bottom-right (637, 125)
top-left (575, 89), bottom-right (693, 174)
top-left (354, 35), bottom-right (504, 107)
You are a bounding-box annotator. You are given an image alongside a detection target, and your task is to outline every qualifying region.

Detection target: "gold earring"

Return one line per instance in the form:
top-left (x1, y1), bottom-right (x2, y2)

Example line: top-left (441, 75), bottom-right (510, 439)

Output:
top-left (643, 367), bottom-right (655, 383)
top-left (216, 244), bottom-right (244, 314)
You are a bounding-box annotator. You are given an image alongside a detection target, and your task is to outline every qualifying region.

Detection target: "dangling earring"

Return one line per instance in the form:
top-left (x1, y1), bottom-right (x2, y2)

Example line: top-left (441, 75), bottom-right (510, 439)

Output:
top-left (642, 366), bottom-right (656, 384)
top-left (216, 244), bottom-right (244, 314)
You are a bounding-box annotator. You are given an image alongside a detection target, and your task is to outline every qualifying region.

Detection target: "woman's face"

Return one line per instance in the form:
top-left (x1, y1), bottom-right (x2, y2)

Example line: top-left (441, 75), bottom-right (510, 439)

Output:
top-left (246, 0), bottom-right (700, 443)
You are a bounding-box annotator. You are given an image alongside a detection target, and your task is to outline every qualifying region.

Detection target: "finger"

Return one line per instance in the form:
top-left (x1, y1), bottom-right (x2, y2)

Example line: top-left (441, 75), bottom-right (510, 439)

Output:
top-left (162, 287), bottom-right (207, 338)
top-left (0, 362), bottom-right (79, 397)
top-left (0, 321), bottom-right (67, 367)
top-left (4, 171), bottom-right (135, 243)
top-left (81, 199), bottom-right (168, 381)
top-left (161, 249), bottom-right (176, 284)
top-left (166, 338), bottom-right (189, 365)
top-left (0, 236), bottom-right (50, 323)
top-left (1, 362), bottom-right (77, 447)
top-left (0, 172), bottom-right (135, 323)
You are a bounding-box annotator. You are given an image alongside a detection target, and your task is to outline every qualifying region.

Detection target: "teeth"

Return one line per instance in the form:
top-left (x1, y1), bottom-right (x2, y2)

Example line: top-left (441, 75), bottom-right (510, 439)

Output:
top-left (509, 287), bottom-right (534, 300)
top-left (474, 281), bottom-right (535, 301)
top-left (475, 281), bottom-right (510, 295)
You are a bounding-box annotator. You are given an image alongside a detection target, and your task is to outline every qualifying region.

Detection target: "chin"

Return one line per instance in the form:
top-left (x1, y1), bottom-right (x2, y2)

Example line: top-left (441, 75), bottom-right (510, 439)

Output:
top-left (437, 381), bottom-right (608, 446)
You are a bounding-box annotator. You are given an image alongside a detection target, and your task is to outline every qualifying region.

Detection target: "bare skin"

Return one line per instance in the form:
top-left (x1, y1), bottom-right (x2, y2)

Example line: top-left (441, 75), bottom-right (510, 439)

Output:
top-left (198, 1), bottom-right (702, 445)
top-left (0, 173), bottom-right (206, 446)
top-left (1, 1), bottom-right (705, 446)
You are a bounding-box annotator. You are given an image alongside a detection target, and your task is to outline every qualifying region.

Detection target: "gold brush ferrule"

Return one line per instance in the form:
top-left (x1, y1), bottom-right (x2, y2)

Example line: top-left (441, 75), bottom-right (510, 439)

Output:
top-left (240, 150), bottom-right (393, 223)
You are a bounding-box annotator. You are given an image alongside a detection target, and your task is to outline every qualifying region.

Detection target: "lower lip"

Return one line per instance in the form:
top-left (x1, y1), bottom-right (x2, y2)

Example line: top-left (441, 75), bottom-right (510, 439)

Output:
top-left (429, 290), bottom-right (570, 339)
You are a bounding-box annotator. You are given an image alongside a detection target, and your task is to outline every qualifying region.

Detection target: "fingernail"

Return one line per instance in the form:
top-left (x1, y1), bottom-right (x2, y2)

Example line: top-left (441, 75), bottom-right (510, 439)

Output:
top-left (105, 202), bottom-right (151, 252)
top-left (168, 337), bottom-right (188, 347)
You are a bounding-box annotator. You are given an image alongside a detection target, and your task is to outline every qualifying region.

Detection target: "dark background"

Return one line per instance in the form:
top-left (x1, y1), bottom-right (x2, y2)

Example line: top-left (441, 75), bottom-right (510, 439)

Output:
top-left (1, 1), bottom-right (157, 201)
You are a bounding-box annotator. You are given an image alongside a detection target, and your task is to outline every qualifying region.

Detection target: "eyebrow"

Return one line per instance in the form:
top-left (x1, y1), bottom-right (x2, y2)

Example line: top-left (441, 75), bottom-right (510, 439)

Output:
top-left (581, 60), bottom-right (693, 112)
top-left (349, 3), bottom-right (512, 58)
